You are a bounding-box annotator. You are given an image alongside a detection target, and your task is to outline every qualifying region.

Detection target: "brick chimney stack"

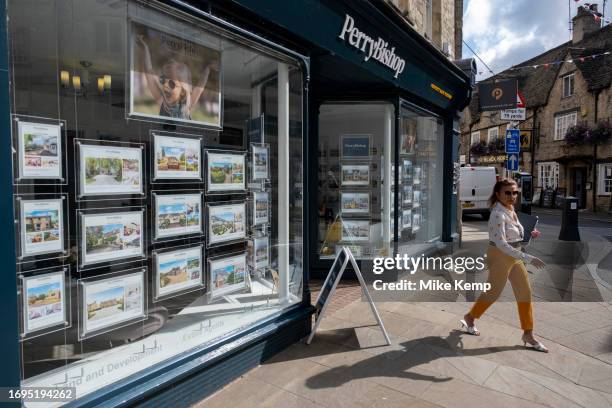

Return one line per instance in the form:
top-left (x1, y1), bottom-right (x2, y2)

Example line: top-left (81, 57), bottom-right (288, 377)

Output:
top-left (572, 4), bottom-right (601, 43)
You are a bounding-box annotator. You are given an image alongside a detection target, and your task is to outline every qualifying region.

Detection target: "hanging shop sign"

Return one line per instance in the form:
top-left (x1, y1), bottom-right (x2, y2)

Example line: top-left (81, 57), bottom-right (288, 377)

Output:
top-left (338, 14), bottom-right (406, 79)
top-left (478, 79), bottom-right (517, 111)
top-left (520, 130), bottom-right (532, 150)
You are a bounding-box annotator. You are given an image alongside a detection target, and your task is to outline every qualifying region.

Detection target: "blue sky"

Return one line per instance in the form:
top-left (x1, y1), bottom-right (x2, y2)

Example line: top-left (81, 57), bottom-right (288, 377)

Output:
top-left (463, 0), bottom-right (608, 80)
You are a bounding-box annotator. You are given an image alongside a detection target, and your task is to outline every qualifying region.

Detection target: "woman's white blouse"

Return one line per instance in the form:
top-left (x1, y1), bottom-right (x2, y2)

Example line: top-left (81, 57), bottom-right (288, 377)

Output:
top-left (488, 202), bottom-right (534, 262)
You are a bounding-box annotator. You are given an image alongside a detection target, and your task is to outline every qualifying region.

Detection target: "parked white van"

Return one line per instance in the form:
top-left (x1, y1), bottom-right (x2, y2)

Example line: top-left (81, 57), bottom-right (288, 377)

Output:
top-left (459, 166), bottom-right (497, 220)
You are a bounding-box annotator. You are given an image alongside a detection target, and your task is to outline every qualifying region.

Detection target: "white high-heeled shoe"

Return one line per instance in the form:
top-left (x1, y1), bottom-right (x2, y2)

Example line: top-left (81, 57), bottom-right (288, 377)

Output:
top-left (459, 319), bottom-right (480, 336)
top-left (522, 334), bottom-right (549, 352)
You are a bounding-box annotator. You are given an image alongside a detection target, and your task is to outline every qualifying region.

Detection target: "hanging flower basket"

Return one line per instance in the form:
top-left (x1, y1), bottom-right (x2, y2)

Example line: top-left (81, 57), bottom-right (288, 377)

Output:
top-left (586, 121), bottom-right (611, 145)
top-left (470, 140), bottom-right (488, 156)
top-left (487, 137), bottom-right (506, 154)
top-left (564, 124), bottom-right (589, 146)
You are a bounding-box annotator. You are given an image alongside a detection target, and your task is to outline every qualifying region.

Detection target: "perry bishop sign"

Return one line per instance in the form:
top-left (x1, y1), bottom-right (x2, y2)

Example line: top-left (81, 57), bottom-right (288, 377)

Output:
top-left (338, 14), bottom-right (406, 79)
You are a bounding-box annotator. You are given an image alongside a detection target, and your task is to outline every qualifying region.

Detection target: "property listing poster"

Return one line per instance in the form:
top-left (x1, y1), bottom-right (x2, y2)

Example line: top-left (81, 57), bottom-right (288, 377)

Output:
top-left (209, 253), bottom-right (247, 298)
top-left (207, 152), bottom-right (245, 192)
top-left (79, 144), bottom-right (143, 196)
top-left (155, 194), bottom-right (202, 238)
top-left (208, 203), bottom-right (246, 244)
top-left (23, 271), bottom-right (66, 334)
top-left (82, 270), bottom-right (145, 335)
top-left (20, 199), bottom-right (64, 257)
top-left (153, 134), bottom-right (201, 179)
top-left (81, 211), bottom-right (144, 265)
top-left (18, 121), bottom-right (62, 179)
top-left (155, 246), bottom-right (202, 298)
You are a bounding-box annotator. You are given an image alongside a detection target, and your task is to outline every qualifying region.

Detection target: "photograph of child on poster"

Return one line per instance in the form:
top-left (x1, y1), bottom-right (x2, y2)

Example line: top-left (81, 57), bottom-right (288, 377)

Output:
top-left (131, 21), bottom-right (221, 126)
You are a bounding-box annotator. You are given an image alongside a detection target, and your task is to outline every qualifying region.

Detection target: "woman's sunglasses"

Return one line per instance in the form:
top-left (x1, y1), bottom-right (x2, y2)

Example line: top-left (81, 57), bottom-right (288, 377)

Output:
top-left (159, 75), bottom-right (176, 90)
top-left (503, 191), bottom-right (519, 196)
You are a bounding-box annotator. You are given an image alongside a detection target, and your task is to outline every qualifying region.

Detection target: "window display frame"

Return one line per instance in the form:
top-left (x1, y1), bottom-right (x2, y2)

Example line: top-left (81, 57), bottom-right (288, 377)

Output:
top-left (74, 138), bottom-right (146, 201)
top-left (249, 235), bottom-right (270, 271)
top-left (126, 6), bottom-right (224, 130)
top-left (18, 266), bottom-right (71, 340)
top-left (77, 206), bottom-right (146, 271)
top-left (206, 200), bottom-right (247, 247)
top-left (11, 115), bottom-right (68, 186)
top-left (250, 143), bottom-right (270, 182)
top-left (15, 193), bottom-right (69, 264)
top-left (77, 267), bottom-right (147, 340)
top-left (340, 219), bottom-right (371, 243)
top-left (152, 243), bottom-right (205, 302)
top-left (340, 191), bottom-right (370, 215)
top-left (340, 134), bottom-right (371, 160)
top-left (340, 164), bottom-right (370, 187)
top-left (152, 190), bottom-right (204, 242)
top-left (151, 130), bottom-right (204, 183)
top-left (251, 191), bottom-right (270, 227)
top-left (205, 150), bottom-right (247, 194)
top-left (208, 251), bottom-right (249, 299)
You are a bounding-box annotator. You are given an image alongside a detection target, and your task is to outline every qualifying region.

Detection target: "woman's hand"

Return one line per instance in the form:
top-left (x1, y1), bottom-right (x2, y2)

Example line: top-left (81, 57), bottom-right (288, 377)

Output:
top-left (530, 256), bottom-right (546, 269)
top-left (531, 228), bottom-right (541, 239)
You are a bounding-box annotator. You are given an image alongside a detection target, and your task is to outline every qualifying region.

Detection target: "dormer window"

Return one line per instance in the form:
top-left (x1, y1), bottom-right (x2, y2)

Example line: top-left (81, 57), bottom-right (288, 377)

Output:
top-left (562, 73), bottom-right (575, 98)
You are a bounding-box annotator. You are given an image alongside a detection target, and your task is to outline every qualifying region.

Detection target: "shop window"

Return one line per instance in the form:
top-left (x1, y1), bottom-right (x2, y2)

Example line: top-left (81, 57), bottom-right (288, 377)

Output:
top-left (598, 164), bottom-right (612, 195)
top-left (538, 162), bottom-right (559, 189)
top-left (317, 103), bottom-right (395, 260)
top-left (487, 127), bottom-right (499, 143)
top-left (397, 107), bottom-right (444, 251)
top-left (470, 131), bottom-right (480, 146)
top-left (562, 73), bottom-right (575, 98)
top-left (9, 0), bottom-right (303, 401)
top-left (554, 111), bottom-right (577, 140)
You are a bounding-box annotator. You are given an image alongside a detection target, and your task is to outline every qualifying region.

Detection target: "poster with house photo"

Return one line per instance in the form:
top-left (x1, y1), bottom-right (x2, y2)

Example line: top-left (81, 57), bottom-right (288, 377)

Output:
top-left (155, 246), bottom-right (203, 299)
top-left (154, 193), bottom-right (202, 239)
top-left (208, 202), bottom-right (246, 244)
top-left (81, 270), bottom-right (145, 336)
top-left (20, 199), bottom-right (64, 257)
top-left (79, 144), bottom-right (143, 196)
top-left (18, 121), bottom-right (62, 179)
top-left (81, 211), bottom-right (144, 266)
top-left (153, 134), bottom-right (201, 180)
top-left (209, 253), bottom-right (248, 298)
top-left (23, 270), bottom-right (66, 334)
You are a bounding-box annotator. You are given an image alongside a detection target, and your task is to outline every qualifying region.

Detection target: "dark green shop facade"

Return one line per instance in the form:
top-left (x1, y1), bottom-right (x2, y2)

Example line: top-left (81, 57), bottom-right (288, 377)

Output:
top-left (0, 0), bottom-right (472, 406)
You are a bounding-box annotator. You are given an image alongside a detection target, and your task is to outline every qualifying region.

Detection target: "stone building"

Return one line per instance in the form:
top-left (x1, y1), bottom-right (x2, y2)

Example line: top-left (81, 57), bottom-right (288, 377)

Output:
top-left (386, 0), bottom-right (463, 58)
top-left (460, 6), bottom-right (611, 211)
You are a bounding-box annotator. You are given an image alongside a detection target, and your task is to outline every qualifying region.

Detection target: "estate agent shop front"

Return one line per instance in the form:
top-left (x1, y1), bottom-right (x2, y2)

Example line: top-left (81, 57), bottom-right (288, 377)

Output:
top-left (0, 0), bottom-right (472, 406)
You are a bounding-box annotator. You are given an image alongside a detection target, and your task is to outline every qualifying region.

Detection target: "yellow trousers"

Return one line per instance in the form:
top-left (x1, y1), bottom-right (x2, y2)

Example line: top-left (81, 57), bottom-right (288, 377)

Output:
top-left (469, 245), bottom-right (534, 330)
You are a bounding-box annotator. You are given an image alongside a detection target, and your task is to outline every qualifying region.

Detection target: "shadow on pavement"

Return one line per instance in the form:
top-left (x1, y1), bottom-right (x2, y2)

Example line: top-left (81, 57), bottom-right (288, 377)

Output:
top-left (302, 329), bottom-right (524, 389)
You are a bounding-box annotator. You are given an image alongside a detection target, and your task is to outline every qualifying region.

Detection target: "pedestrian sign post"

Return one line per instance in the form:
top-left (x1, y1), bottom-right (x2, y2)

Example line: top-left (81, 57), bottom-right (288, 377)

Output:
top-left (505, 129), bottom-right (520, 154)
top-left (507, 153), bottom-right (519, 171)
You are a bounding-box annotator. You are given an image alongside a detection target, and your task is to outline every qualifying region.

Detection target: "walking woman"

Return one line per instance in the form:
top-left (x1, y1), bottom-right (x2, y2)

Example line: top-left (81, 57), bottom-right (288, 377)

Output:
top-left (460, 178), bottom-right (549, 352)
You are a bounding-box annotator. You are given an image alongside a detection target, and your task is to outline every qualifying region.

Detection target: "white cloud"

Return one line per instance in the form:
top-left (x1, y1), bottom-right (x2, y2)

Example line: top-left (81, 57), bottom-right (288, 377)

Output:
top-left (463, 0), bottom-right (607, 80)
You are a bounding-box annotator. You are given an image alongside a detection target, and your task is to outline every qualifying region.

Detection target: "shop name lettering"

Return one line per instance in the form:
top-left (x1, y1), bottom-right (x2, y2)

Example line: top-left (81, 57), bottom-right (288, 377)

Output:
top-left (58, 344), bottom-right (162, 387)
top-left (338, 14), bottom-right (406, 79)
top-left (160, 34), bottom-right (198, 57)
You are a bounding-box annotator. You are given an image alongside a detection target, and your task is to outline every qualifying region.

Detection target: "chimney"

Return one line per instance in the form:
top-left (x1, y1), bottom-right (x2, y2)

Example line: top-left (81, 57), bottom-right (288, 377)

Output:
top-left (572, 5), bottom-right (601, 43)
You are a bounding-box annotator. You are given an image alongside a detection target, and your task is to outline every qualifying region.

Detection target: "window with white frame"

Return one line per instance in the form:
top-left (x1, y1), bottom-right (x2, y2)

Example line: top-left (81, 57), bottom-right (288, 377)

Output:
top-left (487, 127), bottom-right (499, 143)
top-left (562, 73), bottom-right (575, 98)
top-left (554, 111), bottom-right (577, 140)
top-left (537, 162), bottom-right (560, 189)
top-left (470, 131), bottom-right (480, 145)
top-left (599, 164), bottom-right (612, 195)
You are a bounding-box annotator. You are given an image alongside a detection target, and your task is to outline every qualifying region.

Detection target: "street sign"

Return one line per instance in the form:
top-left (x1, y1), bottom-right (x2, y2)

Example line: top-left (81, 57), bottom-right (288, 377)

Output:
top-left (517, 91), bottom-right (526, 108)
top-left (507, 153), bottom-right (519, 171)
top-left (520, 130), bottom-right (532, 149)
top-left (501, 108), bottom-right (526, 120)
top-left (505, 129), bottom-right (520, 154)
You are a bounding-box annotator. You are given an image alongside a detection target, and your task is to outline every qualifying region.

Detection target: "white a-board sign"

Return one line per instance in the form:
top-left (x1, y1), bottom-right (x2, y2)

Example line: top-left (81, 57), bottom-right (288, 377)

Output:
top-left (306, 246), bottom-right (390, 345)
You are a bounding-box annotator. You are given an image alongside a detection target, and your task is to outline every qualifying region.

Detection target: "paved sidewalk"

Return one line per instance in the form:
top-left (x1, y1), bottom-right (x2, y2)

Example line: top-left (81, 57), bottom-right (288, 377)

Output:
top-left (197, 299), bottom-right (612, 408)
top-left (532, 207), bottom-right (612, 223)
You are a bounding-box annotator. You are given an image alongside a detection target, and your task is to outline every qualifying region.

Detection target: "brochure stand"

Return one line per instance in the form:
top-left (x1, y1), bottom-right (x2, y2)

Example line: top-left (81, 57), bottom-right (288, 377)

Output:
top-left (306, 246), bottom-right (390, 345)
